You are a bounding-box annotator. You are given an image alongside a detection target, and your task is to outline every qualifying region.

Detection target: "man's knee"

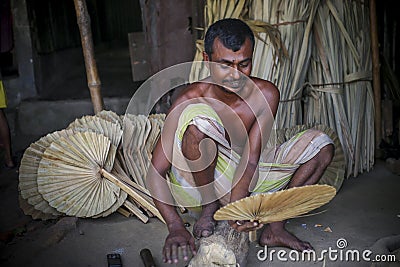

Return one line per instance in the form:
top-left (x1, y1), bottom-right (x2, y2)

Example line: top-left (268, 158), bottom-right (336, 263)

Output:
top-left (319, 143), bottom-right (334, 167)
top-left (181, 125), bottom-right (207, 160)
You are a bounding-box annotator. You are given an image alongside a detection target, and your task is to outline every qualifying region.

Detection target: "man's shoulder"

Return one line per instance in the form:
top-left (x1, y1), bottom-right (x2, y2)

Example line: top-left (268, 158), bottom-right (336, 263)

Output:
top-left (170, 81), bottom-right (210, 106)
top-left (250, 76), bottom-right (280, 98)
top-left (250, 76), bottom-right (277, 90)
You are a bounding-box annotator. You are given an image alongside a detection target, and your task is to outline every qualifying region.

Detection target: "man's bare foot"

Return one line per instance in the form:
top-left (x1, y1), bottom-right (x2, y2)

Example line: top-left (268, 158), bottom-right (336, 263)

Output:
top-left (192, 201), bottom-right (219, 238)
top-left (259, 223), bottom-right (313, 251)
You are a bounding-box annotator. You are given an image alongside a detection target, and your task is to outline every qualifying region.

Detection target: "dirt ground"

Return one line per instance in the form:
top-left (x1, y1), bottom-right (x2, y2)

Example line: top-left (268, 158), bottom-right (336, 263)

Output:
top-left (0, 158), bottom-right (399, 267)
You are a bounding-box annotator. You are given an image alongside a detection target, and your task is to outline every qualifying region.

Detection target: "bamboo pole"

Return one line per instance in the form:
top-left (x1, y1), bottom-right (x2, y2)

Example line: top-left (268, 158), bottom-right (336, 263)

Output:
top-left (369, 0), bottom-right (381, 148)
top-left (73, 0), bottom-right (104, 114)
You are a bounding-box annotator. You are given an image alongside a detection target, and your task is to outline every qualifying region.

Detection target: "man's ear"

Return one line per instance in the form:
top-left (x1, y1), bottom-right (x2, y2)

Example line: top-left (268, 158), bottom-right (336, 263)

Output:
top-left (202, 51), bottom-right (210, 61)
top-left (202, 51), bottom-right (211, 70)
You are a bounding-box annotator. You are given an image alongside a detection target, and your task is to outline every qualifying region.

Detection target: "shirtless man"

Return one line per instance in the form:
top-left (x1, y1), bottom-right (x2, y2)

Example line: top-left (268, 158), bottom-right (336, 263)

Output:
top-left (146, 18), bottom-right (334, 264)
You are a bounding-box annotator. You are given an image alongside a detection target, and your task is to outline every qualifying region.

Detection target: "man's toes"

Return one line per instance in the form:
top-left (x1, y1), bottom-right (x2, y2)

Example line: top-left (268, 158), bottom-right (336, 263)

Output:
top-left (201, 229), bottom-right (212, 237)
top-left (193, 227), bottom-right (202, 238)
top-left (299, 241), bottom-right (313, 251)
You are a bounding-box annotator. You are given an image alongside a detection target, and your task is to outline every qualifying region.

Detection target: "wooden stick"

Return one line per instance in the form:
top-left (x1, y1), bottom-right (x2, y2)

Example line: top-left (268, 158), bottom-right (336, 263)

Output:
top-left (101, 169), bottom-right (166, 224)
top-left (123, 200), bottom-right (149, 223)
top-left (117, 207), bottom-right (132, 218)
top-left (73, 0), bottom-right (104, 113)
top-left (249, 219), bottom-right (257, 242)
top-left (369, 0), bottom-right (382, 148)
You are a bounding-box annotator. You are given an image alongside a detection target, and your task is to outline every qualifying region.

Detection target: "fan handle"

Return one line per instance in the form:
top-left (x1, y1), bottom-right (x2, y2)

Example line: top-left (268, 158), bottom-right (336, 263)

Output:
top-left (249, 219), bottom-right (257, 242)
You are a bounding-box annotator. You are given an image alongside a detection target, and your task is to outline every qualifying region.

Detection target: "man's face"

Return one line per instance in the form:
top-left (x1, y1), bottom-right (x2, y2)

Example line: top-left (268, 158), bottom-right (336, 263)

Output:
top-left (205, 37), bottom-right (253, 93)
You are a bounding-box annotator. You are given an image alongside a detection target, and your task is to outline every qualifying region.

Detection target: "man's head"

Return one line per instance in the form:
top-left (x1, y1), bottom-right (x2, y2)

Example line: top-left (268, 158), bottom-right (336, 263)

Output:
top-left (204, 18), bottom-right (255, 59)
top-left (203, 19), bottom-right (255, 93)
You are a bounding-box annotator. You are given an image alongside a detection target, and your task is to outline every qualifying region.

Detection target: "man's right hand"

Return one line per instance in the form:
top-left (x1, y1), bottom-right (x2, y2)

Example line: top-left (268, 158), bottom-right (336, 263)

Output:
top-left (163, 226), bottom-right (197, 264)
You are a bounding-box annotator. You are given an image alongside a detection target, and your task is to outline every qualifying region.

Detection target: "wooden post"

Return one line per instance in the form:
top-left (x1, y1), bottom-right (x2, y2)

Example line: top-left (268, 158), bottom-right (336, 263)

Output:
top-left (73, 0), bottom-right (104, 114)
top-left (369, 0), bottom-right (382, 149)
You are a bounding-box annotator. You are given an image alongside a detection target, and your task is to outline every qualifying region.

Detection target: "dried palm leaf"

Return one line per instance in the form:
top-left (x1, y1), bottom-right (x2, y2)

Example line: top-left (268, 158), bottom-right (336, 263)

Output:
top-left (214, 184), bottom-right (336, 241)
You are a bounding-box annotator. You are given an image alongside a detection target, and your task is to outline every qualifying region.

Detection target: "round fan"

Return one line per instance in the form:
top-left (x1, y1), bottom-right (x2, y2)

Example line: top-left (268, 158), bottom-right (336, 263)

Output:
top-left (18, 129), bottom-right (76, 217)
top-left (214, 184), bottom-right (336, 241)
top-left (273, 124), bottom-right (345, 191)
top-left (70, 116), bottom-right (123, 148)
top-left (37, 131), bottom-right (124, 218)
top-left (96, 109), bottom-right (123, 126)
top-left (18, 195), bottom-right (57, 220)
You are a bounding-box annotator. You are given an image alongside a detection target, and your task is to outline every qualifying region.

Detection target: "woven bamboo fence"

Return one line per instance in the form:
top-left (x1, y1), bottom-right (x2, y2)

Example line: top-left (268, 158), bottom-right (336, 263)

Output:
top-left (189, 0), bottom-right (374, 178)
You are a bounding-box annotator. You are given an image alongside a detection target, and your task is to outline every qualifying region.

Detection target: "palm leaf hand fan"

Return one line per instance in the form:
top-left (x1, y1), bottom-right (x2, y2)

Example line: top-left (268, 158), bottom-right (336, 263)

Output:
top-left (37, 131), bottom-right (123, 218)
top-left (214, 184), bottom-right (336, 241)
top-left (18, 129), bottom-right (76, 219)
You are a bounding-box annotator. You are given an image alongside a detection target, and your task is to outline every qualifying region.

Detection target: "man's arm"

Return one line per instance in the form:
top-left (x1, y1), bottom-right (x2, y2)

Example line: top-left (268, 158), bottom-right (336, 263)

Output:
top-left (228, 80), bottom-right (279, 231)
top-left (146, 87), bottom-right (200, 263)
top-left (146, 138), bottom-right (196, 263)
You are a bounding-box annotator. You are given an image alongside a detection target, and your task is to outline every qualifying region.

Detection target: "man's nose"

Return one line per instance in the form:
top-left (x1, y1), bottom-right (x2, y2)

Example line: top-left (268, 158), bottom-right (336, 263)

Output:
top-left (230, 67), bottom-right (241, 80)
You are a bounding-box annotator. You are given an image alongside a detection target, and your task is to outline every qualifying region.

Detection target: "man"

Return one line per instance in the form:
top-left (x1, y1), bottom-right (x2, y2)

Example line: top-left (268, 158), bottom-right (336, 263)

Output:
top-left (146, 18), bottom-right (334, 264)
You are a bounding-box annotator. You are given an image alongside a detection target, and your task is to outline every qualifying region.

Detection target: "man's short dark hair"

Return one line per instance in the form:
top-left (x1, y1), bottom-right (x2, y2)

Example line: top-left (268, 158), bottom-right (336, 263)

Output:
top-left (204, 18), bottom-right (255, 57)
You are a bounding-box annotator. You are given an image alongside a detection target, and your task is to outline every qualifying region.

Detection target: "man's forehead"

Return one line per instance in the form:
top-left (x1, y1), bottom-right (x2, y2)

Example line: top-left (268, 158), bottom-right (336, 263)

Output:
top-left (212, 36), bottom-right (252, 50)
top-left (211, 37), bottom-right (253, 62)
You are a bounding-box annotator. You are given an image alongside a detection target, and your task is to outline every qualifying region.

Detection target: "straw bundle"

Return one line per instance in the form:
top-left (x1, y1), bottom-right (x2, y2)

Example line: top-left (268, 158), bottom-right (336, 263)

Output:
top-left (341, 0), bottom-right (374, 175)
top-left (248, 0), bottom-right (320, 129)
top-left (303, 0), bottom-right (373, 177)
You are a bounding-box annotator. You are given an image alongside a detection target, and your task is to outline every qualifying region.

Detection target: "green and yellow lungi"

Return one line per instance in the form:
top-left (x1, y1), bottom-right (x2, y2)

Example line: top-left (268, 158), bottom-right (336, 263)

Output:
top-left (168, 103), bottom-right (333, 209)
top-left (0, 80), bottom-right (8, 108)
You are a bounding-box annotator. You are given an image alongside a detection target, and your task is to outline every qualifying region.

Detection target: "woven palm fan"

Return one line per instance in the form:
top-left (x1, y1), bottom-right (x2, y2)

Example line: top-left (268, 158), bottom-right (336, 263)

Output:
top-left (37, 131), bottom-right (123, 218)
top-left (214, 184), bottom-right (336, 241)
top-left (96, 109), bottom-right (123, 127)
top-left (147, 113), bottom-right (165, 156)
top-left (270, 124), bottom-right (345, 191)
top-left (67, 110), bottom-right (123, 130)
top-left (18, 129), bottom-right (77, 218)
top-left (18, 195), bottom-right (57, 220)
top-left (122, 114), bottom-right (142, 186)
top-left (122, 114), bottom-right (152, 187)
top-left (62, 113), bottom-right (126, 218)
top-left (70, 116), bottom-right (123, 147)
top-left (121, 113), bottom-right (165, 184)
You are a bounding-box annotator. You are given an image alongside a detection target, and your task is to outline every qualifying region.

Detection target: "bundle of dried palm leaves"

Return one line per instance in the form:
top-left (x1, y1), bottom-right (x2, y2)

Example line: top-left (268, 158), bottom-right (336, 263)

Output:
top-left (303, 0), bottom-right (374, 177)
